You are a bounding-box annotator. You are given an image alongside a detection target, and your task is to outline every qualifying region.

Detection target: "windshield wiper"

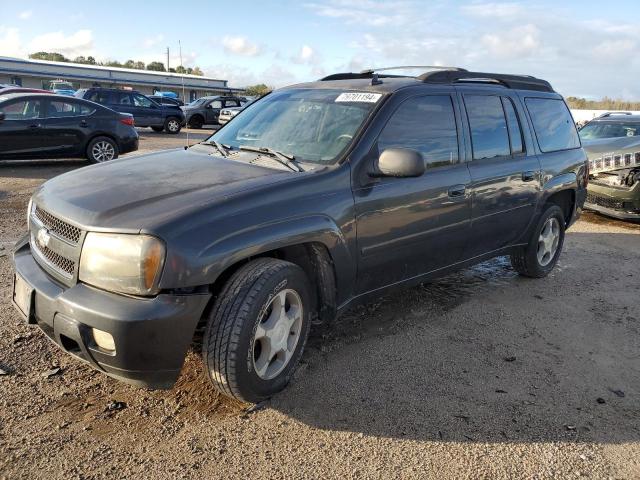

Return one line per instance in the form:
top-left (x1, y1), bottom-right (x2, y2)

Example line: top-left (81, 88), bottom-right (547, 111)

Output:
top-left (200, 140), bottom-right (229, 157)
top-left (238, 145), bottom-right (304, 172)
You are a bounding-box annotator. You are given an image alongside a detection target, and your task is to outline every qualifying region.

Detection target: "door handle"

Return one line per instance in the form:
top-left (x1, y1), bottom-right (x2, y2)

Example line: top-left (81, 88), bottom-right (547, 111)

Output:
top-left (79, 120), bottom-right (88, 127)
top-left (522, 171), bottom-right (536, 182)
top-left (28, 124), bottom-right (41, 129)
top-left (448, 184), bottom-right (466, 198)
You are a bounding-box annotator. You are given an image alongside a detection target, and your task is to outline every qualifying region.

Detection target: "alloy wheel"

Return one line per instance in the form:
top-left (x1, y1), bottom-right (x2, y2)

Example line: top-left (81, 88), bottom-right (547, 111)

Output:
top-left (537, 217), bottom-right (560, 266)
top-left (91, 141), bottom-right (115, 162)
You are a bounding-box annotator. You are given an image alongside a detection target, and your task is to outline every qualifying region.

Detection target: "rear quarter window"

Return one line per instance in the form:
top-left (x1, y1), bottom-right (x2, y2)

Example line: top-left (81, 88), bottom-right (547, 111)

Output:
top-left (525, 98), bottom-right (580, 152)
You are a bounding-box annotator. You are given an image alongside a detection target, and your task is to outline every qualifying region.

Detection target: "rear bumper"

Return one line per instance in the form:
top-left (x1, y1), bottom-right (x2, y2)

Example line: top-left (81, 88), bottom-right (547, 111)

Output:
top-left (119, 136), bottom-right (139, 155)
top-left (12, 237), bottom-right (211, 389)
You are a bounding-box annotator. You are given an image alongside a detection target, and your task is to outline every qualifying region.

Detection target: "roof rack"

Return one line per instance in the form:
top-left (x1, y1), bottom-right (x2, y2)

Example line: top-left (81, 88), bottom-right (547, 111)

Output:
top-left (319, 66), bottom-right (554, 92)
top-left (597, 111), bottom-right (633, 118)
top-left (419, 70), bottom-right (554, 92)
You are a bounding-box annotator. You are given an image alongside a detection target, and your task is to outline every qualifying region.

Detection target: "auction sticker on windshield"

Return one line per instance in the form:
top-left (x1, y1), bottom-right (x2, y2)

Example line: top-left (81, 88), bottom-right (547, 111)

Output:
top-left (335, 92), bottom-right (382, 103)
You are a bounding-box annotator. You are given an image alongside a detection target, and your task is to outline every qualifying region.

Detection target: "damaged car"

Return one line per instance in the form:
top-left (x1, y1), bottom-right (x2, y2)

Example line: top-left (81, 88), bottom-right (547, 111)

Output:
top-left (579, 112), bottom-right (640, 221)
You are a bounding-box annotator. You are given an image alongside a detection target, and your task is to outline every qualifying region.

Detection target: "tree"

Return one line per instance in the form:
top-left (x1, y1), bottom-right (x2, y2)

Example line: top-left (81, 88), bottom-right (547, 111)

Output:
top-left (29, 51), bottom-right (69, 62)
top-left (146, 62), bottom-right (166, 72)
top-left (191, 67), bottom-right (203, 76)
top-left (123, 60), bottom-right (136, 69)
top-left (175, 65), bottom-right (187, 74)
top-left (244, 84), bottom-right (272, 97)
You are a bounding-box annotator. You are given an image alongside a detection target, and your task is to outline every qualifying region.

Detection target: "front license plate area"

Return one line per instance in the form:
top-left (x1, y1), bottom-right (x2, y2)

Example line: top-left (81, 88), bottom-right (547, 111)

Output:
top-left (13, 273), bottom-right (34, 321)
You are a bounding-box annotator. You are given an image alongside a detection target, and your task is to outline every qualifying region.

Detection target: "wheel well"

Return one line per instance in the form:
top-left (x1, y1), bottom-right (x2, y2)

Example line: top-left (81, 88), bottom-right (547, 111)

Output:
top-left (546, 189), bottom-right (575, 226)
top-left (202, 242), bottom-right (337, 328)
top-left (189, 114), bottom-right (204, 122)
top-left (85, 133), bottom-right (118, 153)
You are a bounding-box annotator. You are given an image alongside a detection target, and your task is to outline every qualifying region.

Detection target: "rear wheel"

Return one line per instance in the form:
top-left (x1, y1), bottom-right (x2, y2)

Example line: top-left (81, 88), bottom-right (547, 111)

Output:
top-left (202, 258), bottom-right (312, 403)
top-left (510, 204), bottom-right (565, 278)
top-left (164, 117), bottom-right (181, 134)
top-left (86, 136), bottom-right (118, 163)
top-left (188, 115), bottom-right (204, 129)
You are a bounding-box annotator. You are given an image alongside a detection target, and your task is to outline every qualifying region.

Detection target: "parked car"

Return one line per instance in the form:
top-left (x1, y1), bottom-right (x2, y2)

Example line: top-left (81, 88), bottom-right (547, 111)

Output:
top-left (12, 67), bottom-right (587, 403)
top-left (75, 88), bottom-right (185, 134)
top-left (218, 99), bottom-right (254, 125)
top-left (0, 87), bottom-right (53, 95)
top-left (149, 95), bottom-right (184, 107)
top-left (0, 93), bottom-right (138, 162)
top-left (49, 80), bottom-right (76, 96)
top-left (181, 95), bottom-right (246, 128)
top-left (578, 112), bottom-right (640, 220)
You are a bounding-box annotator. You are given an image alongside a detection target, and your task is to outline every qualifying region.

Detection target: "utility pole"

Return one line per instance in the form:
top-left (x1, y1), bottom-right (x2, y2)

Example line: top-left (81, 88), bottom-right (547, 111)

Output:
top-left (166, 47), bottom-right (170, 71)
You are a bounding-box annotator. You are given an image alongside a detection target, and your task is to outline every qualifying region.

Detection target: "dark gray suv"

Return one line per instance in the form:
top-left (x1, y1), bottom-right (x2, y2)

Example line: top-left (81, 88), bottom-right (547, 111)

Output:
top-left (12, 67), bottom-right (587, 403)
top-left (181, 95), bottom-right (247, 128)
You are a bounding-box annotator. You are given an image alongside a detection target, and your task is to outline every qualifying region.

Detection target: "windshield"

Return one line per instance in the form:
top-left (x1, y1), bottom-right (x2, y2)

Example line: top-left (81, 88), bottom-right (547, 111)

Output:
top-left (579, 122), bottom-right (640, 140)
top-left (207, 89), bottom-right (381, 164)
top-left (188, 98), bottom-right (206, 107)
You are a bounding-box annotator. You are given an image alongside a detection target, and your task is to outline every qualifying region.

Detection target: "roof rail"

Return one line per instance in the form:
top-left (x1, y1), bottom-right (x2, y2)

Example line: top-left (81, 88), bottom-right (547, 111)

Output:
top-left (359, 65), bottom-right (467, 75)
top-left (419, 70), bottom-right (554, 92)
top-left (598, 111), bottom-right (633, 118)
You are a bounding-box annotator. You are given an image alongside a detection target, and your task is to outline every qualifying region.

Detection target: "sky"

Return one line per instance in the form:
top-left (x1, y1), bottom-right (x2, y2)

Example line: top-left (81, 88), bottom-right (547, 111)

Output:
top-left (1, 0), bottom-right (639, 99)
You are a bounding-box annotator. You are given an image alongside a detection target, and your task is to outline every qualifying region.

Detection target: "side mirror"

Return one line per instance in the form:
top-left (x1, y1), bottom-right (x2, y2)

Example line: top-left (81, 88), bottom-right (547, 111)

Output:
top-left (0, 112), bottom-right (4, 122)
top-left (372, 148), bottom-right (425, 178)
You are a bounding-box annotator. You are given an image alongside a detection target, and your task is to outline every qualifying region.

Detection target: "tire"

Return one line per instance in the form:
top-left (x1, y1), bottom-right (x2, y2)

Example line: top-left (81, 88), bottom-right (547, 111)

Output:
top-left (86, 136), bottom-right (119, 163)
top-left (151, 126), bottom-right (164, 132)
top-left (188, 115), bottom-right (204, 129)
top-left (164, 117), bottom-right (182, 134)
top-left (202, 258), bottom-right (313, 403)
top-left (510, 205), bottom-right (565, 278)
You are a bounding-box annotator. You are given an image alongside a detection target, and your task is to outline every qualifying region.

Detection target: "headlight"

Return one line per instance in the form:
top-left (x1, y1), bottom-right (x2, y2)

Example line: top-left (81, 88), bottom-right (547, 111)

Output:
top-left (79, 233), bottom-right (165, 295)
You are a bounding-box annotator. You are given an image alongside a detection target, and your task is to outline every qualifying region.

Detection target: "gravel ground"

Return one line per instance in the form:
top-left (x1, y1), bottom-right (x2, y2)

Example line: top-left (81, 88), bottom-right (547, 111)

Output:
top-left (0, 131), bottom-right (638, 479)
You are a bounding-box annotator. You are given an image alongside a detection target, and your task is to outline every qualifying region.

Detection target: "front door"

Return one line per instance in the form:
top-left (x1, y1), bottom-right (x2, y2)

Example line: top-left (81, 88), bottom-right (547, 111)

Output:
top-left (459, 90), bottom-right (541, 257)
top-left (132, 93), bottom-right (163, 127)
top-left (0, 97), bottom-right (44, 158)
top-left (354, 93), bottom-right (472, 294)
top-left (205, 99), bottom-right (222, 124)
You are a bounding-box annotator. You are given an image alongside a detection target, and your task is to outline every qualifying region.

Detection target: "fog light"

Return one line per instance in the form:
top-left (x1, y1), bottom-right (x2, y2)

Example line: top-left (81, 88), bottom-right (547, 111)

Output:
top-left (92, 328), bottom-right (116, 352)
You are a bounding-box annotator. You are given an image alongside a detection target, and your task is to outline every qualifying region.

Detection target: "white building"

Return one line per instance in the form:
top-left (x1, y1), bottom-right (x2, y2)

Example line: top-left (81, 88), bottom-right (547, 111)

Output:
top-left (0, 56), bottom-right (241, 102)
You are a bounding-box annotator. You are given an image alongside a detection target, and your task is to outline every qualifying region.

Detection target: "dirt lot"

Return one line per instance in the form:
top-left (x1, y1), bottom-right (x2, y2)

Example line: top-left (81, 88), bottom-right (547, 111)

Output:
top-left (0, 130), bottom-right (638, 479)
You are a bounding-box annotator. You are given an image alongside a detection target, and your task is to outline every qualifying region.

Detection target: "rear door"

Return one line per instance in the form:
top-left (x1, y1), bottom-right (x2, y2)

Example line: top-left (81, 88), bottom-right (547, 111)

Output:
top-left (40, 98), bottom-right (96, 156)
top-left (459, 89), bottom-right (541, 257)
top-left (354, 92), bottom-right (472, 293)
top-left (0, 97), bottom-right (44, 158)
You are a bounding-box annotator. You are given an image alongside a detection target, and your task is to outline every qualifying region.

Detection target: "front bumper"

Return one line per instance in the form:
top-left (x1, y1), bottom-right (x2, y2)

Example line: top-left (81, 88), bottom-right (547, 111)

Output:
top-left (12, 237), bottom-right (211, 389)
top-left (584, 201), bottom-right (640, 221)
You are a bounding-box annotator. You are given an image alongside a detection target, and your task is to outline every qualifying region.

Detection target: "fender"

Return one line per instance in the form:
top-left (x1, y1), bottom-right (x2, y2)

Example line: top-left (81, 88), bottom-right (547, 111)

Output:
top-left (541, 172), bottom-right (577, 199)
top-left (196, 214), bottom-right (355, 302)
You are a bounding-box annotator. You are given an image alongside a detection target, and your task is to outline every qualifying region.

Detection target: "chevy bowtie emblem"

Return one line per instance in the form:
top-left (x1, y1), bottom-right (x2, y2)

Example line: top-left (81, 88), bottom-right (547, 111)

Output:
top-left (36, 228), bottom-right (51, 249)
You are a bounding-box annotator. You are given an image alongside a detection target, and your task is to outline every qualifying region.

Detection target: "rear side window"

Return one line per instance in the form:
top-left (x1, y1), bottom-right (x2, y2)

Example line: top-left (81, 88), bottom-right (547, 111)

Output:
top-left (464, 95), bottom-right (510, 160)
top-left (525, 98), bottom-right (579, 152)
top-left (47, 101), bottom-right (94, 117)
top-left (115, 92), bottom-right (133, 105)
top-left (378, 95), bottom-right (459, 168)
top-left (87, 90), bottom-right (111, 104)
top-left (502, 97), bottom-right (524, 154)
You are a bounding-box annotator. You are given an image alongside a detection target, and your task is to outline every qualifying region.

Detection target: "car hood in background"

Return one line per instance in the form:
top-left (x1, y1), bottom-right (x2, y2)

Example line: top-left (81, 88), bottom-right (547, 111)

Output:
top-left (33, 148), bottom-right (292, 230)
top-left (581, 136), bottom-right (640, 173)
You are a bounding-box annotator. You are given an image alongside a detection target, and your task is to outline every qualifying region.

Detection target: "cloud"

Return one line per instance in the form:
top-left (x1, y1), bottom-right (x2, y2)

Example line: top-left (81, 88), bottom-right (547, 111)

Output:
top-left (292, 45), bottom-right (321, 64)
top-left (305, 0), bottom-right (411, 27)
top-left (481, 24), bottom-right (541, 59)
top-left (144, 34), bottom-right (164, 48)
top-left (222, 36), bottom-right (261, 57)
top-left (18, 10), bottom-right (32, 20)
top-left (0, 27), bottom-right (24, 57)
top-left (204, 62), bottom-right (298, 88)
top-left (460, 2), bottom-right (524, 19)
top-left (28, 30), bottom-right (94, 57)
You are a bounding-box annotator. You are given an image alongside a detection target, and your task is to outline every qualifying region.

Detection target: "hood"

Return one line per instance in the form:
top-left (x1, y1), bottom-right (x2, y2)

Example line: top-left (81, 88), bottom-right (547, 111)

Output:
top-left (34, 147), bottom-right (292, 231)
top-left (581, 136), bottom-right (640, 157)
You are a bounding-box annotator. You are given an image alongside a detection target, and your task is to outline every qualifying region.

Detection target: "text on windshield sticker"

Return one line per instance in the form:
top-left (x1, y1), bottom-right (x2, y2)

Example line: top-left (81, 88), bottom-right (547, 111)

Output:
top-left (335, 92), bottom-right (382, 103)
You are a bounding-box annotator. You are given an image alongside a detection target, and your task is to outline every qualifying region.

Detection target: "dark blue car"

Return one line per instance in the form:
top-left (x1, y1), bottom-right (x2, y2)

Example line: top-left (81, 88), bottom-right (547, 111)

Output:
top-left (75, 88), bottom-right (185, 134)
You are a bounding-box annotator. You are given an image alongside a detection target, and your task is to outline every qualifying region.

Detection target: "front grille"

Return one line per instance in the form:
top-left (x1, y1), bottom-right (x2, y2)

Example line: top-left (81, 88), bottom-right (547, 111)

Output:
top-left (32, 240), bottom-right (76, 277)
top-left (586, 193), bottom-right (624, 210)
top-left (34, 206), bottom-right (81, 244)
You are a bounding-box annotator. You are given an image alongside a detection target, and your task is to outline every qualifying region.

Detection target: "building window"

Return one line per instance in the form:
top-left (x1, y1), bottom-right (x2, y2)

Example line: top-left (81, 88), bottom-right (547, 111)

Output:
top-left (10, 76), bottom-right (22, 86)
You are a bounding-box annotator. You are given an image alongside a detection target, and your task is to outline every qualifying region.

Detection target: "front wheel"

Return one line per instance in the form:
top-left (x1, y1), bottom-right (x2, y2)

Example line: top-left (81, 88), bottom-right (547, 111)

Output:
top-left (188, 115), bottom-right (204, 129)
top-left (86, 136), bottom-right (119, 163)
top-left (202, 258), bottom-right (312, 403)
top-left (164, 117), bottom-right (182, 134)
top-left (510, 205), bottom-right (565, 278)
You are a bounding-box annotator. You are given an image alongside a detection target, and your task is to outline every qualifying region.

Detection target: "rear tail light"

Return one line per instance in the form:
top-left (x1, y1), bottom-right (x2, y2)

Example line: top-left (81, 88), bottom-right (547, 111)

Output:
top-left (120, 116), bottom-right (134, 126)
